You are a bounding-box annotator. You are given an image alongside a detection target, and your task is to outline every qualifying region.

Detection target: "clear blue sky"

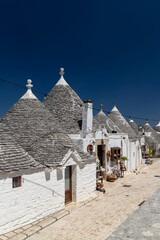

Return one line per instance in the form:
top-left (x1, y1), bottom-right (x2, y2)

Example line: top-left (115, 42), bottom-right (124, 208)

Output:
top-left (0, 0), bottom-right (160, 126)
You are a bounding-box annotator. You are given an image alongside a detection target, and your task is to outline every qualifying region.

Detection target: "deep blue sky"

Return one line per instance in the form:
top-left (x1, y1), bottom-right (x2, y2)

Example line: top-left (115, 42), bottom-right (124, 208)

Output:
top-left (0, 0), bottom-right (160, 126)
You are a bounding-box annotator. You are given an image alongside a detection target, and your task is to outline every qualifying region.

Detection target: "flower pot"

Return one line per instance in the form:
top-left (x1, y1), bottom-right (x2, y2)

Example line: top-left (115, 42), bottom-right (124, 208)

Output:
top-left (107, 174), bottom-right (116, 182)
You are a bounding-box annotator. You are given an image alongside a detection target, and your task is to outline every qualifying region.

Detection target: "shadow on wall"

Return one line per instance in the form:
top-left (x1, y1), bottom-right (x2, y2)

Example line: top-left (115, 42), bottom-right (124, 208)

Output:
top-left (57, 168), bottom-right (63, 181)
top-left (45, 171), bottom-right (50, 181)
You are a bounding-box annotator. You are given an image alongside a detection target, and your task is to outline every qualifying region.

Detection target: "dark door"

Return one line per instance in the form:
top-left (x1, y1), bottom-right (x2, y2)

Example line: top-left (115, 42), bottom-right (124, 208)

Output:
top-left (97, 145), bottom-right (105, 168)
top-left (65, 166), bottom-right (72, 204)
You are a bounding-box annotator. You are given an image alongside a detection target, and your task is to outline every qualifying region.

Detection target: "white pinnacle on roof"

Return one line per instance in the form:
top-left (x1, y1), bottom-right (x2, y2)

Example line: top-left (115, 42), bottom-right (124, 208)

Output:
top-left (21, 79), bottom-right (37, 99)
top-left (111, 102), bottom-right (119, 112)
top-left (55, 68), bottom-right (69, 86)
top-left (111, 105), bottom-right (118, 112)
top-left (156, 121), bottom-right (160, 126)
top-left (145, 120), bottom-right (149, 126)
top-left (129, 117), bottom-right (134, 123)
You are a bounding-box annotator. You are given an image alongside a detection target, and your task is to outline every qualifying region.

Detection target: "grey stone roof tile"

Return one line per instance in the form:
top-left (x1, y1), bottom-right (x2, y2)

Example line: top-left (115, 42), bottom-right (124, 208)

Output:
top-left (43, 82), bottom-right (83, 134)
top-left (94, 110), bottom-right (122, 133)
top-left (153, 122), bottom-right (160, 133)
top-left (0, 98), bottom-right (63, 152)
top-left (109, 106), bottom-right (138, 141)
top-left (0, 123), bottom-right (42, 173)
top-left (129, 121), bottom-right (139, 134)
top-left (28, 131), bottom-right (95, 166)
top-left (143, 123), bottom-right (160, 144)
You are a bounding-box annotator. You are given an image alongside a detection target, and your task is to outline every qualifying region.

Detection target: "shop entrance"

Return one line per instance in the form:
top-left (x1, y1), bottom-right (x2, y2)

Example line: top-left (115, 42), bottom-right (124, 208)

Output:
top-left (65, 166), bottom-right (72, 204)
top-left (97, 145), bottom-right (105, 168)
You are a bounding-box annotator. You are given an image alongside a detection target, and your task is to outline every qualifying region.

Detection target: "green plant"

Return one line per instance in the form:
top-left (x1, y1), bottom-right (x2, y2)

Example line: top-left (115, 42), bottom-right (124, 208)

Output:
top-left (120, 156), bottom-right (128, 161)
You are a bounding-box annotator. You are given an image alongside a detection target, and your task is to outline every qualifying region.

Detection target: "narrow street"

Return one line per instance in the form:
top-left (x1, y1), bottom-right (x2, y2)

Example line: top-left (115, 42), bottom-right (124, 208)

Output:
top-left (28, 159), bottom-right (160, 240)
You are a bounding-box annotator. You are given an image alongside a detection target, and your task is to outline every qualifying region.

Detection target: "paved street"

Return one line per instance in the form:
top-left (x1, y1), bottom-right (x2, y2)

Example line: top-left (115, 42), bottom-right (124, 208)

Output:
top-left (106, 188), bottom-right (160, 240)
top-left (28, 159), bottom-right (160, 240)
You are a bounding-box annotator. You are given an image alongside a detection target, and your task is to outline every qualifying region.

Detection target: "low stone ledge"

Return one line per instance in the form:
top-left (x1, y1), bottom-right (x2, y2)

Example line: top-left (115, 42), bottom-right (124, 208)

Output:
top-left (53, 210), bottom-right (69, 220)
top-left (0, 235), bottom-right (9, 240)
top-left (13, 228), bottom-right (24, 234)
top-left (23, 226), bottom-right (41, 237)
top-left (37, 217), bottom-right (57, 228)
top-left (10, 233), bottom-right (27, 240)
top-left (22, 224), bottom-right (33, 231)
top-left (4, 232), bottom-right (16, 238)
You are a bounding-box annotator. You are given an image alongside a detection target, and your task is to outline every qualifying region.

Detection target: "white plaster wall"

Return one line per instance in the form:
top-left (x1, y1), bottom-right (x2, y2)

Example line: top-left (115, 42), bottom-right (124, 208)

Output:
top-left (82, 102), bottom-right (93, 138)
top-left (108, 133), bottom-right (128, 157)
top-left (127, 141), bottom-right (132, 172)
top-left (127, 140), bottom-right (142, 172)
top-left (76, 160), bottom-right (96, 202)
top-left (82, 137), bottom-right (96, 153)
top-left (140, 136), bottom-right (145, 146)
top-left (0, 169), bottom-right (64, 234)
top-left (0, 154), bottom-right (96, 235)
top-left (64, 156), bottom-right (96, 202)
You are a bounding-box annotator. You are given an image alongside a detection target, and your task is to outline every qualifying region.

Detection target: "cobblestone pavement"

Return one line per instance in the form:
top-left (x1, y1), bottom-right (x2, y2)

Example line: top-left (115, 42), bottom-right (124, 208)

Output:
top-left (27, 159), bottom-right (160, 240)
top-left (1, 159), bottom-right (160, 240)
top-left (0, 194), bottom-right (99, 240)
top-left (106, 188), bottom-right (160, 240)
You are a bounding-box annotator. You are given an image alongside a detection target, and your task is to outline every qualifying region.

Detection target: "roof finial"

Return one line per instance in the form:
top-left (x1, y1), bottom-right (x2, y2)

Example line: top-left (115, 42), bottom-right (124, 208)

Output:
top-left (113, 101), bottom-right (116, 106)
top-left (145, 119), bottom-right (149, 125)
top-left (26, 79), bottom-right (33, 89)
top-left (20, 79), bottom-right (37, 99)
top-left (100, 104), bottom-right (103, 111)
top-left (56, 68), bottom-right (69, 86)
top-left (129, 116), bottom-right (134, 122)
top-left (59, 68), bottom-right (65, 76)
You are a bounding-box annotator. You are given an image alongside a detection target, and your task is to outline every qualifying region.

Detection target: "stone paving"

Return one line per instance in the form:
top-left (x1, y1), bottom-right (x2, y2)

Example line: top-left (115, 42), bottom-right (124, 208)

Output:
top-left (106, 188), bottom-right (160, 240)
top-left (1, 159), bottom-right (160, 240)
top-left (0, 194), bottom-right (99, 240)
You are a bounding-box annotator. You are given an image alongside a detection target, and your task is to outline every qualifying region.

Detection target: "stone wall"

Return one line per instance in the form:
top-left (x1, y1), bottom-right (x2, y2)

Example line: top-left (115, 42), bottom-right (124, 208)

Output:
top-left (0, 156), bottom-right (96, 234)
top-left (0, 169), bottom-right (64, 234)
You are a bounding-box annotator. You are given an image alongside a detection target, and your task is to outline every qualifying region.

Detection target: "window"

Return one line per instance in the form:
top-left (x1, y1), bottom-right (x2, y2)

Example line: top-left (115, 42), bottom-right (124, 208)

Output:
top-left (12, 176), bottom-right (21, 188)
top-left (111, 147), bottom-right (121, 161)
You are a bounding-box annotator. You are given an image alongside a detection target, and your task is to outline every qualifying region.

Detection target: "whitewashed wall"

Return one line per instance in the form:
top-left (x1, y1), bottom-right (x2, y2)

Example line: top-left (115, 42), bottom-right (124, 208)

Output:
top-left (0, 155), bottom-right (96, 234)
top-left (126, 140), bottom-right (142, 172)
top-left (108, 133), bottom-right (128, 156)
top-left (64, 156), bottom-right (96, 202)
top-left (0, 169), bottom-right (64, 234)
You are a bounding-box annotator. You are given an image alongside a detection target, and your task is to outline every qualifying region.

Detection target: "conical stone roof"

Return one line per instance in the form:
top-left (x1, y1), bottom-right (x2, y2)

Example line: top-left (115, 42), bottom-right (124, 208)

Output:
top-left (129, 119), bottom-right (139, 134)
top-left (153, 122), bottom-right (160, 133)
top-left (0, 122), bottom-right (42, 173)
top-left (29, 131), bottom-right (95, 167)
top-left (143, 122), bottom-right (157, 138)
top-left (145, 135), bottom-right (159, 149)
top-left (0, 79), bottom-right (63, 152)
top-left (94, 106), bottom-right (122, 133)
top-left (43, 68), bottom-right (83, 134)
top-left (109, 105), bottom-right (138, 141)
top-left (143, 122), bottom-right (160, 144)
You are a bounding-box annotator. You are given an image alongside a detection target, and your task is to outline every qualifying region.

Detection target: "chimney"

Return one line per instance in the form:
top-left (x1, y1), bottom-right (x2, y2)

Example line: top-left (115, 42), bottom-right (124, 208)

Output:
top-left (82, 99), bottom-right (93, 138)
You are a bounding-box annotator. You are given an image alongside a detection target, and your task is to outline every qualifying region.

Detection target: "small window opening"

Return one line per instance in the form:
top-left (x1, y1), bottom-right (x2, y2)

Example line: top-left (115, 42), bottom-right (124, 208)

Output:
top-left (12, 176), bottom-right (21, 188)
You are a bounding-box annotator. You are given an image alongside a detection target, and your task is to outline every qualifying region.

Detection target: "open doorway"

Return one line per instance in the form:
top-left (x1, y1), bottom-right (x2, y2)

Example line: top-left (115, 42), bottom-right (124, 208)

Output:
top-left (65, 166), bottom-right (72, 204)
top-left (97, 145), bottom-right (106, 168)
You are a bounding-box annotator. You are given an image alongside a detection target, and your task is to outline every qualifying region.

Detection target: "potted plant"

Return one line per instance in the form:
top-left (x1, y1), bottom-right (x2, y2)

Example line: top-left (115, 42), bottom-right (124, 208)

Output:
top-left (120, 156), bottom-right (128, 161)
